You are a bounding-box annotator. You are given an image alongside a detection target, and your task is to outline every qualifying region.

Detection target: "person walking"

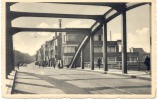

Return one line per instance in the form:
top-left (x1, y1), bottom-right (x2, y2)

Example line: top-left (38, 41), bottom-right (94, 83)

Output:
top-left (58, 60), bottom-right (61, 69)
top-left (17, 63), bottom-right (20, 70)
top-left (97, 58), bottom-right (102, 69)
top-left (144, 56), bottom-right (150, 74)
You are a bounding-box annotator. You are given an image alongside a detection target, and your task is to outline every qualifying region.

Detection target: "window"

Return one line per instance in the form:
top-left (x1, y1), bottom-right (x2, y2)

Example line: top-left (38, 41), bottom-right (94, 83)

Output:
top-left (107, 46), bottom-right (116, 52)
top-left (94, 35), bottom-right (102, 41)
top-left (51, 50), bottom-right (54, 56)
top-left (94, 47), bottom-right (102, 53)
top-left (64, 46), bottom-right (76, 53)
top-left (66, 34), bottom-right (77, 41)
top-left (94, 35), bottom-right (98, 41)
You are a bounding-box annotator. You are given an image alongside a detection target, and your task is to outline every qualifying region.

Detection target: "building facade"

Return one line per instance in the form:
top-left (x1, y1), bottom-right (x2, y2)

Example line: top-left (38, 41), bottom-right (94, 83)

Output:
top-left (36, 28), bottom-right (149, 70)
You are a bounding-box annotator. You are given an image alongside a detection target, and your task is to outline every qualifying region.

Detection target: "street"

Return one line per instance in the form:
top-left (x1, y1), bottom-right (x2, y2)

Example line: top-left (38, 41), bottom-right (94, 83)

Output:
top-left (13, 63), bottom-right (151, 94)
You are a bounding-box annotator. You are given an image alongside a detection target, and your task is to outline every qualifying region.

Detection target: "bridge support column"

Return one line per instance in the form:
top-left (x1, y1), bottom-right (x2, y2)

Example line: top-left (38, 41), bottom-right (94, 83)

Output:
top-left (6, 32), bottom-right (14, 79)
top-left (90, 35), bottom-right (94, 70)
top-left (103, 22), bottom-right (108, 71)
top-left (6, 3), bottom-right (14, 79)
top-left (80, 49), bottom-right (84, 69)
top-left (121, 9), bottom-right (127, 74)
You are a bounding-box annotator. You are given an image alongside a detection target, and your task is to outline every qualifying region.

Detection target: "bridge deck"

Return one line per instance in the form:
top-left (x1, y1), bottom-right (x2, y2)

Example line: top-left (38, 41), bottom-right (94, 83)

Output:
top-left (13, 63), bottom-right (151, 94)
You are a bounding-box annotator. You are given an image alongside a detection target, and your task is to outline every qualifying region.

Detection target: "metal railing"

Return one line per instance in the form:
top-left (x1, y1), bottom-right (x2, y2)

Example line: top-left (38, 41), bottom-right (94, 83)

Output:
top-left (83, 61), bottom-right (147, 71)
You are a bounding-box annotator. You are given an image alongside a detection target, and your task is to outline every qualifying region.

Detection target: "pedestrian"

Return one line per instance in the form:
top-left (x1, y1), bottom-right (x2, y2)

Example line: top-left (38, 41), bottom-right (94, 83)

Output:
top-left (17, 63), bottom-right (20, 70)
top-left (58, 60), bottom-right (61, 69)
top-left (144, 56), bottom-right (150, 74)
top-left (97, 58), bottom-right (102, 69)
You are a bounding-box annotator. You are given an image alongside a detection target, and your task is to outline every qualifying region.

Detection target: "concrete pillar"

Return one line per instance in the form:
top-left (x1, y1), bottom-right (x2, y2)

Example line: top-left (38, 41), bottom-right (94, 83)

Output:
top-left (80, 49), bottom-right (84, 69)
top-left (90, 35), bottom-right (94, 70)
top-left (121, 9), bottom-right (127, 74)
top-left (103, 22), bottom-right (108, 71)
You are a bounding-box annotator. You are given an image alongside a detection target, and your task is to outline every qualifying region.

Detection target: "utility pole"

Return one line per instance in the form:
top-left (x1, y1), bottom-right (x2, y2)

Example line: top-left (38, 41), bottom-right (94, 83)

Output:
top-left (58, 19), bottom-right (63, 68)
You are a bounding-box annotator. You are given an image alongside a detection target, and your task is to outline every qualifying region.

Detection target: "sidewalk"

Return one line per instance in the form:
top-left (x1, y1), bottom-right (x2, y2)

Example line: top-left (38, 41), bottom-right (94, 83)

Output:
top-left (75, 67), bottom-right (151, 81)
top-left (5, 70), bottom-right (17, 94)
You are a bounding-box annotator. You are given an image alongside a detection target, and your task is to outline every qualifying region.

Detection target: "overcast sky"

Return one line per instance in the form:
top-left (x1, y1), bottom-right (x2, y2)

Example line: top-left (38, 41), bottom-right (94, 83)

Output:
top-left (11, 3), bottom-right (150, 56)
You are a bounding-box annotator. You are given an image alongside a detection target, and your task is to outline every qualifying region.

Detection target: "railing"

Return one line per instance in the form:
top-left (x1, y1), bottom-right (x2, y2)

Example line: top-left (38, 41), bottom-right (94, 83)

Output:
top-left (83, 61), bottom-right (147, 71)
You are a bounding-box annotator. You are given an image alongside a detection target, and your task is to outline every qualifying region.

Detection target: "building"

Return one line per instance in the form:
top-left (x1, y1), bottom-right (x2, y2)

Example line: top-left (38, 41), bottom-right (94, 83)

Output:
top-left (62, 30), bottom-right (88, 66)
top-left (36, 28), bottom-right (150, 70)
top-left (36, 36), bottom-right (59, 67)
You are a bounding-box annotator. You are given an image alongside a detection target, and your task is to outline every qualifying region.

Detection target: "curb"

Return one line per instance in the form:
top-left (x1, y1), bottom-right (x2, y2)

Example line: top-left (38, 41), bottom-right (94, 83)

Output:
top-left (6, 70), bottom-right (17, 94)
top-left (73, 68), bottom-right (151, 81)
top-left (107, 72), bottom-right (151, 81)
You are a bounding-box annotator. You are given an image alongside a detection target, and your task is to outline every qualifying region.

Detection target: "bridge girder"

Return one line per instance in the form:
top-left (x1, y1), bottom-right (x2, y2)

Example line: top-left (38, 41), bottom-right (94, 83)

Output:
top-left (10, 11), bottom-right (103, 22)
top-left (11, 27), bottom-right (90, 35)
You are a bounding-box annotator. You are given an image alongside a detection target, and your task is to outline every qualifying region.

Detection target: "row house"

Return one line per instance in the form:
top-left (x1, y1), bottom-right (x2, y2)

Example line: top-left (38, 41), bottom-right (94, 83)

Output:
top-left (36, 28), bottom-right (149, 70)
top-left (63, 29), bottom-right (149, 70)
top-left (62, 31), bottom-right (87, 66)
top-left (36, 36), bottom-right (59, 67)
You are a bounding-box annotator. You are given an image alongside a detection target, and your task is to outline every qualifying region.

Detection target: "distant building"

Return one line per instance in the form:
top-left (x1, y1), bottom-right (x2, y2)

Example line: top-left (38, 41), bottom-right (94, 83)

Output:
top-left (36, 36), bottom-right (59, 67)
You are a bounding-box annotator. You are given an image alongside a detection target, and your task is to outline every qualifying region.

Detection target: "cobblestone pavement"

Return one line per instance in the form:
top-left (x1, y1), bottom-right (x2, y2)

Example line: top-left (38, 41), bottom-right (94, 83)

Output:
top-left (13, 63), bottom-right (151, 94)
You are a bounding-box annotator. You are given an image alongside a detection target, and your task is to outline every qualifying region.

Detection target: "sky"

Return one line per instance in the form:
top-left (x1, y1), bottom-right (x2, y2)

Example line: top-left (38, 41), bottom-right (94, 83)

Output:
top-left (11, 3), bottom-right (150, 56)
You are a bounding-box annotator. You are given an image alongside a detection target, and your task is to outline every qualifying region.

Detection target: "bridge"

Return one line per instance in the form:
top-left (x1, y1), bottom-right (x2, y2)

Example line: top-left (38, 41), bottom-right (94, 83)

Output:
top-left (5, 2), bottom-right (151, 80)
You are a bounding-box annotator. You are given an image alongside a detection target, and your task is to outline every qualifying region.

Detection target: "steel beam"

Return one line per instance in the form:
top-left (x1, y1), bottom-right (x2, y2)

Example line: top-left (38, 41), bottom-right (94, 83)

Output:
top-left (80, 49), bottom-right (84, 69)
top-left (103, 22), bottom-right (108, 71)
top-left (52, 2), bottom-right (125, 11)
top-left (11, 11), bottom-right (102, 21)
top-left (6, 3), bottom-right (15, 79)
top-left (121, 8), bottom-right (127, 74)
top-left (90, 35), bottom-right (94, 70)
top-left (11, 27), bottom-right (90, 35)
top-left (105, 3), bottom-right (149, 23)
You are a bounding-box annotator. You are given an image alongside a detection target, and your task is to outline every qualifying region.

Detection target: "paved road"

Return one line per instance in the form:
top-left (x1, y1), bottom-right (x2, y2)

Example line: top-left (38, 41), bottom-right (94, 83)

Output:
top-left (13, 63), bottom-right (151, 94)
